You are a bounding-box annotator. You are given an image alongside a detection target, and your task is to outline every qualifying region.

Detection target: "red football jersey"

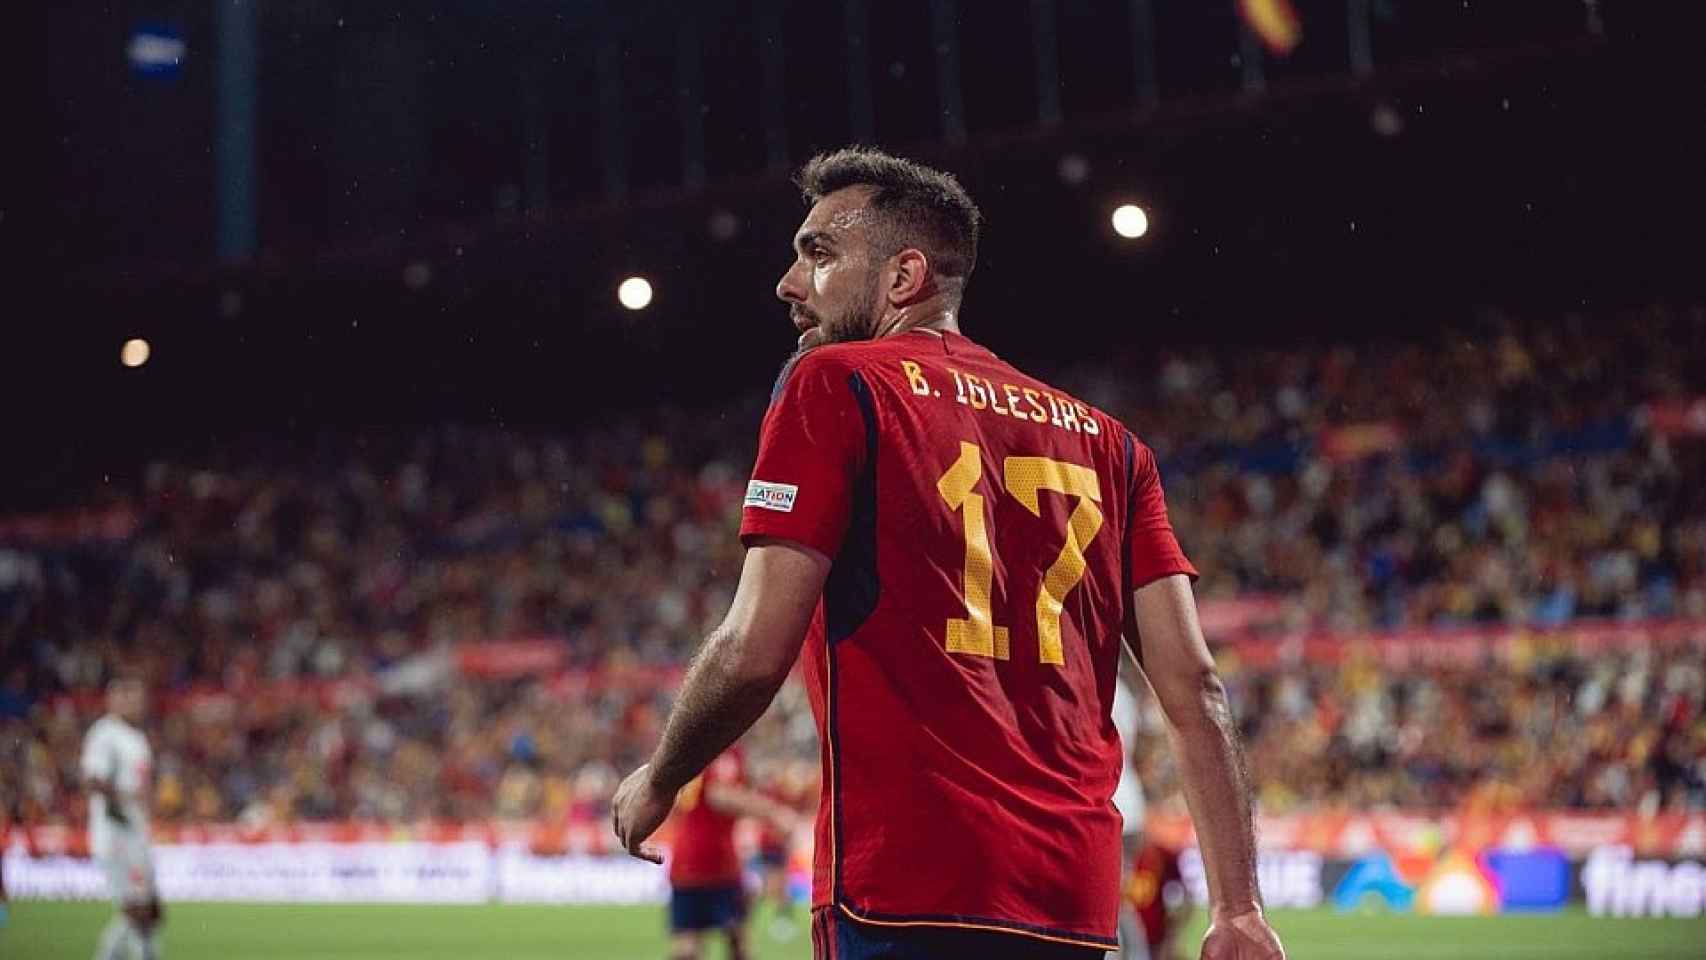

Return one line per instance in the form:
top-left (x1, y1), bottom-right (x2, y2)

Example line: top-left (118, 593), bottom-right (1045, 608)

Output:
top-left (668, 750), bottom-right (746, 889)
top-left (739, 330), bottom-right (1196, 950)
top-left (756, 782), bottom-right (792, 856)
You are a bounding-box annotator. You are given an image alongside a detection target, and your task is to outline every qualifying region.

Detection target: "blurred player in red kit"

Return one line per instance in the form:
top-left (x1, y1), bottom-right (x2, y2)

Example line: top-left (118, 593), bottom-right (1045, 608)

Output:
top-left (748, 763), bottom-right (789, 940)
top-left (1112, 663), bottom-right (1196, 959)
top-left (0, 805), bottom-right (10, 928)
top-left (752, 758), bottom-right (812, 942)
top-left (666, 747), bottom-right (794, 960)
top-left (614, 147), bottom-right (1284, 959)
top-left (1122, 830), bottom-right (1191, 960)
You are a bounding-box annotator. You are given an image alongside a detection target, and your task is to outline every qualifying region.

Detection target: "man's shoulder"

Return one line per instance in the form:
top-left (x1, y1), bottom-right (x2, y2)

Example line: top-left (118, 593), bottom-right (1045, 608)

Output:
top-left (769, 341), bottom-right (895, 408)
top-left (1018, 370), bottom-right (1120, 426)
top-left (1011, 369), bottom-right (1139, 450)
top-left (791, 339), bottom-right (897, 375)
top-left (89, 714), bottom-right (143, 742)
top-left (82, 715), bottom-right (115, 752)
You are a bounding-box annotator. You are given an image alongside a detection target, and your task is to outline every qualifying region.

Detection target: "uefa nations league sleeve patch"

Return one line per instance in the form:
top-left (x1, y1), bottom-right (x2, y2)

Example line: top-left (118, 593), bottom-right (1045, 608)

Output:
top-left (744, 480), bottom-right (799, 512)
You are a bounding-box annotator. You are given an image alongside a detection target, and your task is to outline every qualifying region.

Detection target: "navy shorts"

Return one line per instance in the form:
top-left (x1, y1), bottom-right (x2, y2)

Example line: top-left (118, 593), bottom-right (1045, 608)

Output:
top-left (669, 885), bottom-right (746, 932)
top-left (810, 908), bottom-right (1108, 960)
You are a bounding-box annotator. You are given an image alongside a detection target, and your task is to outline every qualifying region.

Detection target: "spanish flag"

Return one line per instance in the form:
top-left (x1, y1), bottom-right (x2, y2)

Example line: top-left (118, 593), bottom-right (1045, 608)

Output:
top-left (1239, 0), bottom-right (1303, 56)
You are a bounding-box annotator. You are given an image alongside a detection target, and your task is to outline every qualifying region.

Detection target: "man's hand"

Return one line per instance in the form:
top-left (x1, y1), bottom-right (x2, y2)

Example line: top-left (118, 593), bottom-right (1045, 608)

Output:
top-left (616, 540), bottom-right (827, 863)
top-left (611, 763), bottom-right (674, 865)
top-left (1200, 907), bottom-right (1284, 959)
top-left (87, 778), bottom-right (129, 826)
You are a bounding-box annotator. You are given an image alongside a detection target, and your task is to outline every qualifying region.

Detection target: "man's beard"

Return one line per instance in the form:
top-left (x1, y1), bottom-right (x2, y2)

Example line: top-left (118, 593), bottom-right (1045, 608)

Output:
top-left (793, 282), bottom-right (880, 355)
top-left (775, 283), bottom-right (880, 397)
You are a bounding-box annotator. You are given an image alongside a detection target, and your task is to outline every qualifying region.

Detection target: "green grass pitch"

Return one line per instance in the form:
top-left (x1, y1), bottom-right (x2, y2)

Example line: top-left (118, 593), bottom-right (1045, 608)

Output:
top-left (3, 900), bottom-right (1703, 959)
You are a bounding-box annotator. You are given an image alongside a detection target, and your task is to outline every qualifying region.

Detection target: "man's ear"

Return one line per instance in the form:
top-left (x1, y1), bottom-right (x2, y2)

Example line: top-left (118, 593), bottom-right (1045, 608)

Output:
top-left (886, 248), bottom-right (932, 305)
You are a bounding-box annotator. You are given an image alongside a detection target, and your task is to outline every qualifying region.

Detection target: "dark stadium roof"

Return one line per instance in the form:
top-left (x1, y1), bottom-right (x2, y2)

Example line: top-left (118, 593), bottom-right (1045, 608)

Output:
top-left (16, 2), bottom-right (1705, 506)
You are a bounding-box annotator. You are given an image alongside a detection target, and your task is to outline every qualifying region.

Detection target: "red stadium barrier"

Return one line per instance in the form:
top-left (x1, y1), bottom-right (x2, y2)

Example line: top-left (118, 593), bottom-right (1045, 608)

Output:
top-left (1644, 397), bottom-right (1706, 437)
top-left (1145, 809), bottom-right (1706, 860)
top-left (1216, 618), bottom-right (1706, 668)
top-left (6, 816), bottom-right (720, 860)
top-left (0, 503), bottom-right (139, 545)
top-left (9, 809), bottom-right (1703, 861)
top-left (42, 655), bottom-right (688, 716)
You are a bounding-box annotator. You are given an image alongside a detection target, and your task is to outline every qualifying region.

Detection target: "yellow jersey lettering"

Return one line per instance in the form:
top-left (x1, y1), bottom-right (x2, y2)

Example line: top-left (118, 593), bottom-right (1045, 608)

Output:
top-left (966, 376), bottom-right (989, 410)
top-left (1045, 391), bottom-right (1066, 428)
top-left (1076, 401), bottom-right (1100, 436)
top-left (1002, 383), bottom-right (1030, 421)
top-left (902, 360), bottom-right (931, 396)
top-left (1022, 388), bottom-right (1049, 423)
top-left (932, 372), bottom-right (1097, 439)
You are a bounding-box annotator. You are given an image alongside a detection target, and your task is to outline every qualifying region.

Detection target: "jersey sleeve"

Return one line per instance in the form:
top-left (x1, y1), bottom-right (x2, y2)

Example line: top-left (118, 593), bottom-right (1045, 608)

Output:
top-left (1124, 432), bottom-right (1199, 589)
top-left (739, 353), bottom-right (868, 557)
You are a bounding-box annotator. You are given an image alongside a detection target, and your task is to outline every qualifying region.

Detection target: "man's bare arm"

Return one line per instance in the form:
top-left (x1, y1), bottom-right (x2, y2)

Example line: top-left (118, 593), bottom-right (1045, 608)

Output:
top-left (705, 782), bottom-right (796, 829)
top-left (613, 539), bottom-right (828, 862)
top-left (646, 538), bottom-right (829, 795)
top-left (1127, 574), bottom-right (1260, 917)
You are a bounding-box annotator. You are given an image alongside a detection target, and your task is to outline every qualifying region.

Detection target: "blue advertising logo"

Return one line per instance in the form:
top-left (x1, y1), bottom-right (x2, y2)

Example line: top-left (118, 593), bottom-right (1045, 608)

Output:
top-left (1482, 848), bottom-right (1569, 913)
top-left (1332, 851), bottom-right (1414, 912)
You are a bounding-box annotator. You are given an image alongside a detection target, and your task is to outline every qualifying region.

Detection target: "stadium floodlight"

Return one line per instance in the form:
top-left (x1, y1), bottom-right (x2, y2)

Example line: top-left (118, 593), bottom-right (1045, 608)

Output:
top-left (127, 24), bottom-right (186, 79)
top-left (1112, 204), bottom-right (1150, 239)
top-left (618, 276), bottom-right (654, 311)
top-left (120, 338), bottom-right (152, 368)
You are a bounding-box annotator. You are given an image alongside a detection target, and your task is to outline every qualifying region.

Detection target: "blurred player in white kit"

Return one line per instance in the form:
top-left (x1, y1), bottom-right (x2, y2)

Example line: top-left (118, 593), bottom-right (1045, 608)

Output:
top-left (1113, 667), bottom-right (1152, 960)
top-left (81, 676), bottom-right (163, 960)
top-left (1112, 665), bottom-right (1192, 960)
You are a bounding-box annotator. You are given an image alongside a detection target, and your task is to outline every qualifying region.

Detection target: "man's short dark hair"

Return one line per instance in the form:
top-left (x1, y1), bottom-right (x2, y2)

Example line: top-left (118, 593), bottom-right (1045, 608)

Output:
top-left (795, 147), bottom-right (982, 281)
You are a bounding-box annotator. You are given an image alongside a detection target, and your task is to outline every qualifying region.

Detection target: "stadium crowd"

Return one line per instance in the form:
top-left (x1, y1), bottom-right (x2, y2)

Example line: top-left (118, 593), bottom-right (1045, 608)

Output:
top-left (1132, 641), bottom-right (1706, 818)
top-left (2, 308), bottom-right (1704, 830)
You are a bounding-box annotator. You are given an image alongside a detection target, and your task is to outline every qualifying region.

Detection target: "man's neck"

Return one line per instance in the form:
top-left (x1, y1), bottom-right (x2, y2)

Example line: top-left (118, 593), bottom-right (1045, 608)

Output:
top-left (876, 300), bottom-right (962, 340)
